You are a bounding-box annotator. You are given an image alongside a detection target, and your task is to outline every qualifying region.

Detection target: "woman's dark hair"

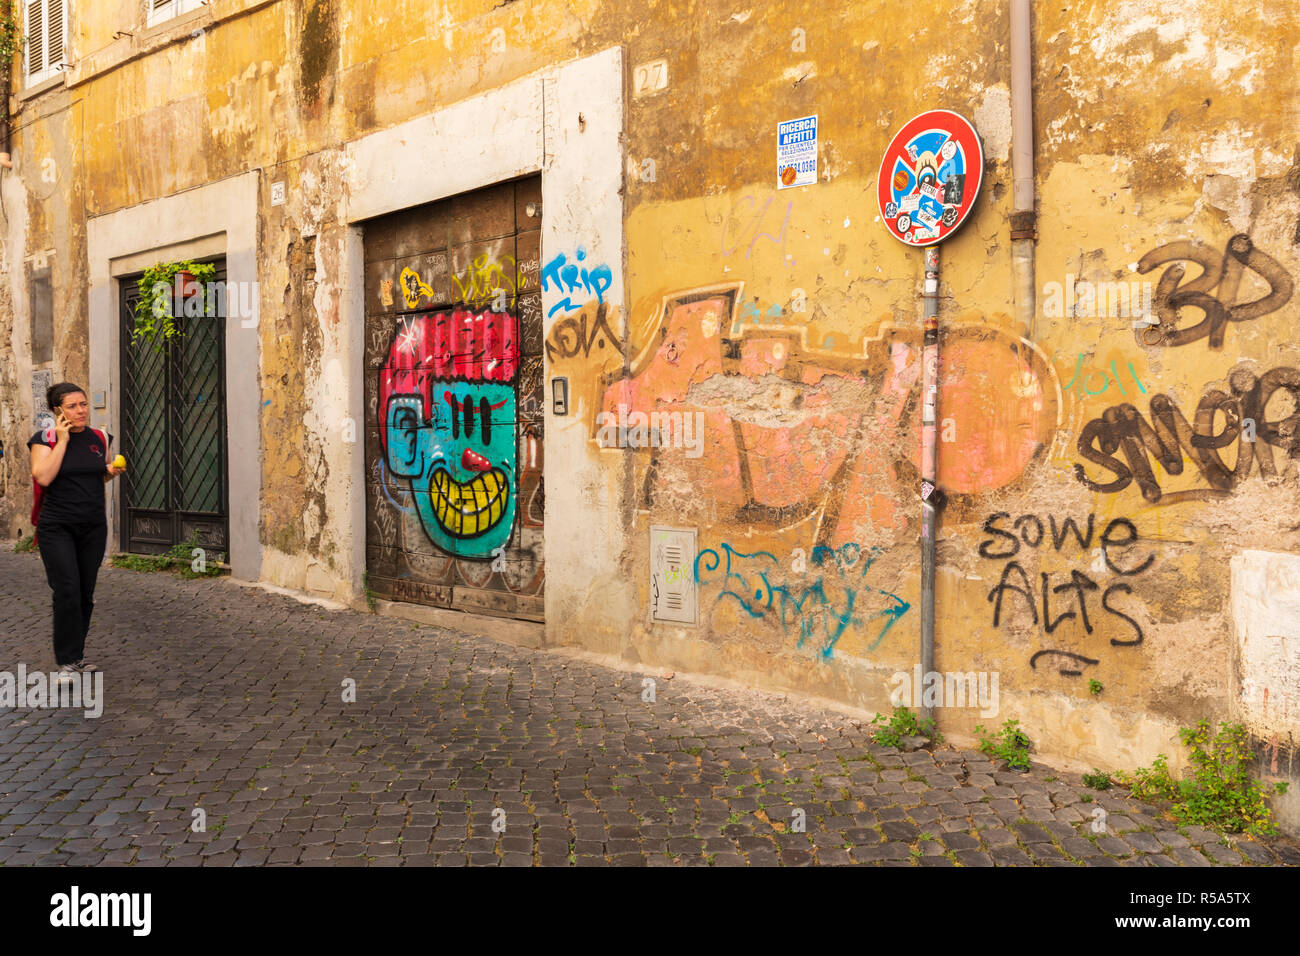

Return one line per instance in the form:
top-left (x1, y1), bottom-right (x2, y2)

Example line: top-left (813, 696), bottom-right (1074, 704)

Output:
top-left (47, 382), bottom-right (87, 411)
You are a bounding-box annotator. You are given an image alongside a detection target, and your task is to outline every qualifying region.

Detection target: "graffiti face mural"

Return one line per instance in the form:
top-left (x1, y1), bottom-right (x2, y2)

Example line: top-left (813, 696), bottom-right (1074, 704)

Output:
top-left (379, 308), bottom-right (520, 559)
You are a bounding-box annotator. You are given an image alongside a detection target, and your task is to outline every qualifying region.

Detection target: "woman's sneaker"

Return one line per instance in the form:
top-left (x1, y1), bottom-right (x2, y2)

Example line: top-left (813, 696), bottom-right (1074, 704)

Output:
top-left (57, 664), bottom-right (78, 684)
top-left (72, 660), bottom-right (99, 673)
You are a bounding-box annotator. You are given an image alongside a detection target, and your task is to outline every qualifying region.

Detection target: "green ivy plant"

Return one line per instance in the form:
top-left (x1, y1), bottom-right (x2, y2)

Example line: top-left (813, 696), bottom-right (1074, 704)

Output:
top-left (1115, 720), bottom-right (1288, 837)
top-left (0, 3), bottom-right (22, 165)
top-left (870, 706), bottom-right (943, 748)
top-left (974, 718), bottom-right (1032, 771)
top-left (133, 260), bottom-right (217, 352)
top-left (0, 5), bottom-right (24, 70)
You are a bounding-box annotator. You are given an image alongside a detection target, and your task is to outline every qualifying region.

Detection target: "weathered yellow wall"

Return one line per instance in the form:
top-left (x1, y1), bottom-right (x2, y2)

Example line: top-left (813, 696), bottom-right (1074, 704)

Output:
top-left (2, 0), bottom-right (1298, 823)
top-left (544, 0), bottom-right (1300, 803)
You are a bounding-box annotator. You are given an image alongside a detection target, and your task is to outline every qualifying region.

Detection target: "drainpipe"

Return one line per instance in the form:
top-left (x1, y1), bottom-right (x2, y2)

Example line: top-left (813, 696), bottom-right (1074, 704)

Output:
top-left (0, 0), bottom-right (12, 167)
top-left (1010, 0), bottom-right (1036, 330)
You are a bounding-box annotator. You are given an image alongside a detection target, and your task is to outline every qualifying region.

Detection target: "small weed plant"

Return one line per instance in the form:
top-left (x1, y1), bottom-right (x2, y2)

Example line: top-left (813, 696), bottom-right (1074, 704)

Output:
top-left (110, 531), bottom-right (224, 578)
top-left (974, 718), bottom-right (1031, 771)
top-left (870, 706), bottom-right (943, 748)
top-left (362, 569), bottom-right (378, 612)
top-left (1115, 720), bottom-right (1287, 837)
top-left (1082, 769), bottom-right (1112, 790)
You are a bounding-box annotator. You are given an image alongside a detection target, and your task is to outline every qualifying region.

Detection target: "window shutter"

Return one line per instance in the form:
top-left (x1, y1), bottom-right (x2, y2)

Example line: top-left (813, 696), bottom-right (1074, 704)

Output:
top-left (25, 0), bottom-right (43, 76)
top-left (46, 0), bottom-right (62, 66)
top-left (25, 0), bottom-right (67, 83)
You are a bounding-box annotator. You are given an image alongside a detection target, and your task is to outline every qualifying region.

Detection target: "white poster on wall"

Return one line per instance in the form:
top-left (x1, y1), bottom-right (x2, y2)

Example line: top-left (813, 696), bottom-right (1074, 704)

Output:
top-left (777, 114), bottom-right (818, 189)
top-left (32, 369), bottom-right (53, 430)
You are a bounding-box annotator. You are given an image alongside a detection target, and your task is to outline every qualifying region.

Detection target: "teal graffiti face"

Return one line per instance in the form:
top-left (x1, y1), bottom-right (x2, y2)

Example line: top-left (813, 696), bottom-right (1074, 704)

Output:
top-left (384, 382), bottom-right (516, 559)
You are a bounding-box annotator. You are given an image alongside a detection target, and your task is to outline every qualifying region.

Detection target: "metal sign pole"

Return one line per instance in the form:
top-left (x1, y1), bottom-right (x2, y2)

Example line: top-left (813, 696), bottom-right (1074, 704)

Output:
top-left (877, 109), bottom-right (981, 726)
top-left (919, 245), bottom-right (940, 722)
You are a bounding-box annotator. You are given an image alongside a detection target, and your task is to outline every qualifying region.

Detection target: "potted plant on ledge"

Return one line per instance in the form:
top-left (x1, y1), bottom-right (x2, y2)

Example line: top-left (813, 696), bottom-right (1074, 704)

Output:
top-left (133, 259), bottom-right (217, 352)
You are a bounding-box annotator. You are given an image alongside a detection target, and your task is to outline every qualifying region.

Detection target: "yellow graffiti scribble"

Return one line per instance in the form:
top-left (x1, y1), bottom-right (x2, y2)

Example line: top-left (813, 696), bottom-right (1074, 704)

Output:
top-left (452, 254), bottom-right (527, 306)
top-left (399, 267), bottom-right (435, 309)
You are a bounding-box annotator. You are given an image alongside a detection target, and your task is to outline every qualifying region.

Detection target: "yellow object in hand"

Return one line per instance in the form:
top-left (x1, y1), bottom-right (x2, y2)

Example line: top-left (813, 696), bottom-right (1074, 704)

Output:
top-left (112, 454), bottom-right (126, 470)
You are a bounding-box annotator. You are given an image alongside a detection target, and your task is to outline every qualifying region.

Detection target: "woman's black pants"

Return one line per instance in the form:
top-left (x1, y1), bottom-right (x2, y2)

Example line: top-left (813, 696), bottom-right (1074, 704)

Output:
top-left (36, 519), bottom-right (108, 666)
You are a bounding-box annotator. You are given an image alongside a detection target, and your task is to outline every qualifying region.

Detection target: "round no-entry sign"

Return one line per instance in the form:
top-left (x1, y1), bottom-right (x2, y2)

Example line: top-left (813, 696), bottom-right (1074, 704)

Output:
top-left (877, 110), bottom-right (983, 246)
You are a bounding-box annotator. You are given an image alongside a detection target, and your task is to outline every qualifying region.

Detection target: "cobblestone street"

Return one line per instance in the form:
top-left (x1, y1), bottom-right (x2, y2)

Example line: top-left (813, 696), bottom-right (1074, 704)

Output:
top-left (1, 549), bottom-right (1297, 867)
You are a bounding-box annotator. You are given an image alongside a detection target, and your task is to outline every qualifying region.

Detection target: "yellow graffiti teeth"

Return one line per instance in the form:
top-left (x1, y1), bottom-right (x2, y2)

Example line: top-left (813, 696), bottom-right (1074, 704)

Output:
top-left (429, 468), bottom-right (507, 537)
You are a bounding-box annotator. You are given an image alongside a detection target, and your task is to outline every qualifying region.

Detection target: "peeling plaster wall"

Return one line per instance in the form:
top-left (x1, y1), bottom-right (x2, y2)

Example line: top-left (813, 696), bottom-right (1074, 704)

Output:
top-left (1, 81), bottom-right (82, 538)
top-left (0, 153), bottom-right (33, 524)
top-left (551, 0), bottom-right (1300, 831)
top-left (0, 0), bottom-right (1298, 831)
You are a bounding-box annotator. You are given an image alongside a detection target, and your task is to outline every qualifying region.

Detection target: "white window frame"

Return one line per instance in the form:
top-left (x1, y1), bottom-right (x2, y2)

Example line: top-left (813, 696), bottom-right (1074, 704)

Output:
top-left (146, 0), bottom-right (205, 29)
top-left (24, 0), bottom-right (68, 87)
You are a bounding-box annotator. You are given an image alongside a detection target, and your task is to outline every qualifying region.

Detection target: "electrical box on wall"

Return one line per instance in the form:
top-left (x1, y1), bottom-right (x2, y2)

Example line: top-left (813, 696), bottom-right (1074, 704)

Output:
top-left (650, 525), bottom-right (697, 624)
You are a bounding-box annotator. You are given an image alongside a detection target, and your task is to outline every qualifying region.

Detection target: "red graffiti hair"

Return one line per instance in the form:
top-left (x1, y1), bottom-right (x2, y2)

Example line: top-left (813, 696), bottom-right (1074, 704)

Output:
top-left (379, 308), bottom-right (520, 449)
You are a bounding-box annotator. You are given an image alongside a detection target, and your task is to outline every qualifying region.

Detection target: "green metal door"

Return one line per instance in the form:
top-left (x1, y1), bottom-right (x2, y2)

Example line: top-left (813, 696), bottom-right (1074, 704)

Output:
top-left (119, 262), bottom-right (229, 556)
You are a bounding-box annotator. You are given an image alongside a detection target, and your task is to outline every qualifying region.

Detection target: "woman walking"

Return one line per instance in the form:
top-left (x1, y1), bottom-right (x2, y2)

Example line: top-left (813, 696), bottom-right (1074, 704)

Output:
top-left (28, 382), bottom-right (125, 677)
